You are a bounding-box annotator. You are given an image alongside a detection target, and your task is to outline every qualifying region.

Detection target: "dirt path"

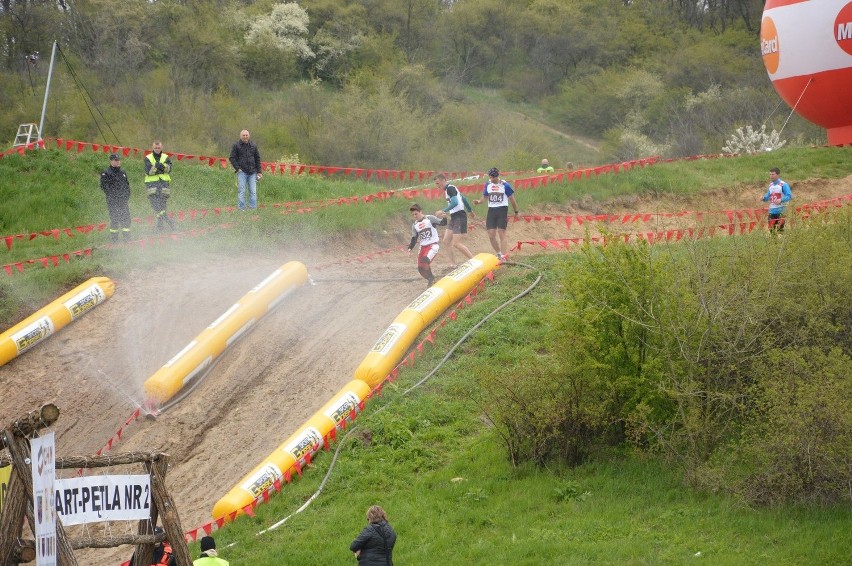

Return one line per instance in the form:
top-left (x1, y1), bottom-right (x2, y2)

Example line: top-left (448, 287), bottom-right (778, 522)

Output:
top-left (1, 175), bottom-right (850, 563)
top-left (507, 109), bottom-right (601, 152)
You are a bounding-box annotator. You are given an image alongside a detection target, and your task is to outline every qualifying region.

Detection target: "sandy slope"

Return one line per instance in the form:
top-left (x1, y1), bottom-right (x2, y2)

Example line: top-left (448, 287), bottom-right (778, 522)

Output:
top-left (1, 175), bottom-right (849, 564)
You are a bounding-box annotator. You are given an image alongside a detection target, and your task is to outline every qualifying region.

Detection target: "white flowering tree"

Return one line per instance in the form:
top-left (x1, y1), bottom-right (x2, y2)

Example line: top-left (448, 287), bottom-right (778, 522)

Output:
top-left (245, 3), bottom-right (315, 61)
top-left (722, 125), bottom-right (786, 155)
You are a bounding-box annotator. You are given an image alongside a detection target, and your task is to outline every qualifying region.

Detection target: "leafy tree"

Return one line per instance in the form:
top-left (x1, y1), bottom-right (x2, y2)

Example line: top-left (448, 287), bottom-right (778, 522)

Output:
top-left (363, 0), bottom-right (440, 64)
top-left (0, 0), bottom-right (70, 71)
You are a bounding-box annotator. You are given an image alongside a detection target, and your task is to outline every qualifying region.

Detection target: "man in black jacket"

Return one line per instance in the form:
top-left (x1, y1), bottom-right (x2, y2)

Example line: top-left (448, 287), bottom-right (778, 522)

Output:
top-left (228, 129), bottom-right (262, 210)
top-left (100, 153), bottom-right (131, 242)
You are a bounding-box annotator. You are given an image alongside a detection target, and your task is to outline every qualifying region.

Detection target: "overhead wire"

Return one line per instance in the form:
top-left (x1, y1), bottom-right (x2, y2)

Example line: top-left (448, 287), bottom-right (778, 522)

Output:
top-left (25, 58), bottom-right (37, 96)
top-left (55, 44), bottom-right (121, 146)
top-left (778, 76), bottom-right (814, 137)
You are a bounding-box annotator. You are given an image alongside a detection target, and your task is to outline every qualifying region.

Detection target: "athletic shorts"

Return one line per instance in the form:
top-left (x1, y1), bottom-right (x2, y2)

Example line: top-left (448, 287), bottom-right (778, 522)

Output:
top-left (486, 206), bottom-right (509, 230)
top-left (448, 212), bottom-right (468, 234)
top-left (418, 243), bottom-right (439, 268)
top-left (768, 212), bottom-right (785, 230)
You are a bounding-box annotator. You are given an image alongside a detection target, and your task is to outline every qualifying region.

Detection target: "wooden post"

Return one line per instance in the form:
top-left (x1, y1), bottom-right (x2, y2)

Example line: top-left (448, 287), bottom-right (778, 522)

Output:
top-left (3, 430), bottom-right (78, 566)
top-left (0, 456), bottom-right (29, 565)
top-left (149, 455), bottom-right (193, 566)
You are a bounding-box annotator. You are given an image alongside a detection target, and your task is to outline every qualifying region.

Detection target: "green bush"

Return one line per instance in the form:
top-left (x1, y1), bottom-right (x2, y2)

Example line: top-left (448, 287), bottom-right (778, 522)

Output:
top-left (714, 347), bottom-right (852, 505)
top-left (474, 209), bottom-right (852, 505)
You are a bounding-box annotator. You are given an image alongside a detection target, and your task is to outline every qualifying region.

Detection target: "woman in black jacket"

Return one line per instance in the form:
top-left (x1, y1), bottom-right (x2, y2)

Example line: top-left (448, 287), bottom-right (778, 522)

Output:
top-left (350, 505), bottom-right (396, 566)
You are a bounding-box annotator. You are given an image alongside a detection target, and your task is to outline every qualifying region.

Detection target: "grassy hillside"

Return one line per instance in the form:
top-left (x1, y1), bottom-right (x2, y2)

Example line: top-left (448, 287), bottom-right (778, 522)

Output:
top-left (2, 146), bottom-right (851, 564)
top-left (2, 144), bottom-right (851, 321)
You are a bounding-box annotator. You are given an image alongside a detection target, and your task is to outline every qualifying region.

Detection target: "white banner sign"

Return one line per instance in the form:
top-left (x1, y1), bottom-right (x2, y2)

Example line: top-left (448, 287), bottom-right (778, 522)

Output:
top-left (31, 433), bottom-right (57, 566)
top-left (54, 475), bottom-right (151, 526)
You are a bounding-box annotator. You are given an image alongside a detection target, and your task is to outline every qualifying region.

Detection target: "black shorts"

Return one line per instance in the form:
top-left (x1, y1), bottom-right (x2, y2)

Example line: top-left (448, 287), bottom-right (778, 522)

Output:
top-left (486, 206), bottom-right (509, 230)
top-left (448, 212), bottom-right (468, 234)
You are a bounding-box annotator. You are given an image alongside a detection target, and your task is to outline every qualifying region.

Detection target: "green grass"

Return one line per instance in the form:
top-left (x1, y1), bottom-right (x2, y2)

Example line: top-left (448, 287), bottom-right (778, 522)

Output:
top-left (459, 85), bottom-right (602, 167)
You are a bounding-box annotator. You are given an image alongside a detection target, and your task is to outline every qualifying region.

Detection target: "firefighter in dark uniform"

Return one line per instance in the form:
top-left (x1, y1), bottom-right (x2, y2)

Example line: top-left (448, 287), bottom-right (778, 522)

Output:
top-left (145, 140), bottom-right (176, 232)
top-left (100, 153), bottom-right (132, 242)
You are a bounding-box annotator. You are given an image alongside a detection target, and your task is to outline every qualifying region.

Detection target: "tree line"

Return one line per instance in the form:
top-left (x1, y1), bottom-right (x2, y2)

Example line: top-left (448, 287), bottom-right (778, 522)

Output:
top-left (0, 0), bottom-right (823, 170)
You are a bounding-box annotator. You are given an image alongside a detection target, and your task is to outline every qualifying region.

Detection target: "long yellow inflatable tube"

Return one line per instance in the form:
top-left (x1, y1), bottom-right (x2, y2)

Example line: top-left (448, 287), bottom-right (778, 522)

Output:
top-left (212, 378), bottom-right (371, 520)
top-left (211, 253), bottom-right (499, 519)
top-left (0, 277), bottom-right (115, 367)
top-left (353, 253), bottom-right (499, 388)
top-left (143, 262), bottom-right (309, 404)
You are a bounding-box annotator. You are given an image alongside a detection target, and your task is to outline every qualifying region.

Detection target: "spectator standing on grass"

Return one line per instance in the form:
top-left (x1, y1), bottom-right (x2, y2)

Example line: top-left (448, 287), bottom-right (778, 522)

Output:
top-left (193, 535), bottom-right (229, 566)
top-left (762, 167), bottom-right (792, 232)
top-left (229, 129), bottom-right (262, 210)
top-left (350, 505), bottom-right (397, 566)
top-left (144, 140), bottom-right (176, 232)
top-left (434, 172), bottom-right (475, 269)
top-left (408, 203), bottom-right (447, 288)
top-left (537, 158), bottom-right (554, 174)
top-left (473, 167), bottom-right (519, 261)
top-left (100, 153), bottom-right (132, 243)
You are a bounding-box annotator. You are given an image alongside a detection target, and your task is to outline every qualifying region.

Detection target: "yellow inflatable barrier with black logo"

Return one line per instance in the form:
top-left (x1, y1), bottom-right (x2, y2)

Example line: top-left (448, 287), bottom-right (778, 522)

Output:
top-left (212, 378), bottom-right (371, 519)
top-left (354, 253), bottom-right (499, 388)
top-left (0, 277), bottom-right (115, 367)
top-left (143, 262), bottom-right (309, 404)
top-left (211, 253), bottom-right (499, 520)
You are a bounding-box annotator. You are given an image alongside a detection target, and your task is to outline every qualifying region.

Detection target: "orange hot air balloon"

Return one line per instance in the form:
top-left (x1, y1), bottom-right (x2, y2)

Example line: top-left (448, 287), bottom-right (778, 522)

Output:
top-left (762, 0), bottom-right (852, 144)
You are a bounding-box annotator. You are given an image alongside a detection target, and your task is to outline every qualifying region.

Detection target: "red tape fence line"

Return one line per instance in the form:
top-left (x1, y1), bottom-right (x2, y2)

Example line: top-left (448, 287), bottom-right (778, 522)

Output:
top-left (4, 192), bottom-right (850, 277)
top-left (1, 223), bottom-right (237, 276)
top-left (4, 137), bottom-right (528, 184)
top-left (511, 193), bottom-right (852, 252)
top-left (1, 154), bottom-right (660, 251)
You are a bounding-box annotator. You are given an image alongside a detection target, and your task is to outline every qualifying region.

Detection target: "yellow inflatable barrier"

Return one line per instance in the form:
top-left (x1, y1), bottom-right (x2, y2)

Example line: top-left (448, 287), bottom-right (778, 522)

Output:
top-left (354, 253), bottom-right (499, 388)
top-left (211, 253), bottom-right (499, 520)
top-left (212, 379), bottom-right (371, 519)
top-left (0, 277), bottom-right (115, 367)
top-left (143, 262), bottom-right (309, 404)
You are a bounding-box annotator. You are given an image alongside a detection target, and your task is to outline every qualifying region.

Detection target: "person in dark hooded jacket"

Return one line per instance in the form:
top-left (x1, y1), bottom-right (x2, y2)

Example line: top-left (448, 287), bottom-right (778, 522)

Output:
top-left (100, 153), bottom-right (132, 242)
top-left (350, 505), bottom-right (396, 566)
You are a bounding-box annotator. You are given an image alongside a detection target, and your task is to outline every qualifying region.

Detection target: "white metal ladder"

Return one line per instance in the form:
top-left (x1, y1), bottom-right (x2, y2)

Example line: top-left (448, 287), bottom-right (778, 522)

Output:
top-left (13, 123), bottom-right (40, 147)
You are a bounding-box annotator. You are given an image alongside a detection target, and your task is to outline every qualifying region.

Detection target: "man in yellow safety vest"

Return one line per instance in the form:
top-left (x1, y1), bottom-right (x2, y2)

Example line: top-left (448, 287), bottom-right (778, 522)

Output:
top-left (144, 140), bottom-right (176, 232)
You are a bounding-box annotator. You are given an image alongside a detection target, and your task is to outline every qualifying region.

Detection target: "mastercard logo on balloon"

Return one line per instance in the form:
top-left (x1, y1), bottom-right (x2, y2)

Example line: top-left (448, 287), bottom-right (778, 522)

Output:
top-left (761, 17), bottom-right (780, 74)
top-left (835, 3), bottom-right (852, 56)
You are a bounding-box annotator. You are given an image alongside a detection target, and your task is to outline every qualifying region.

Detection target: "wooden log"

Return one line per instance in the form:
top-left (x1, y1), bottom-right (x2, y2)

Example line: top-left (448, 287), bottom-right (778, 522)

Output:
top-left (69, 533), bottom-right (163, 549)
top-left (149, 456), bottom-right (193, 566)
top-left (12, 539), bottom-right (36, 563)
top-left (3, 432), bottom-right (79, 566)
top-left (1, 404), bottom-right (60, 448)
top-left (11, 540), bottom-right (36, 563)
top-left (0, 451), bottom-right (162, 468)
top-left (0, 453), bottom-right (28, 565)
